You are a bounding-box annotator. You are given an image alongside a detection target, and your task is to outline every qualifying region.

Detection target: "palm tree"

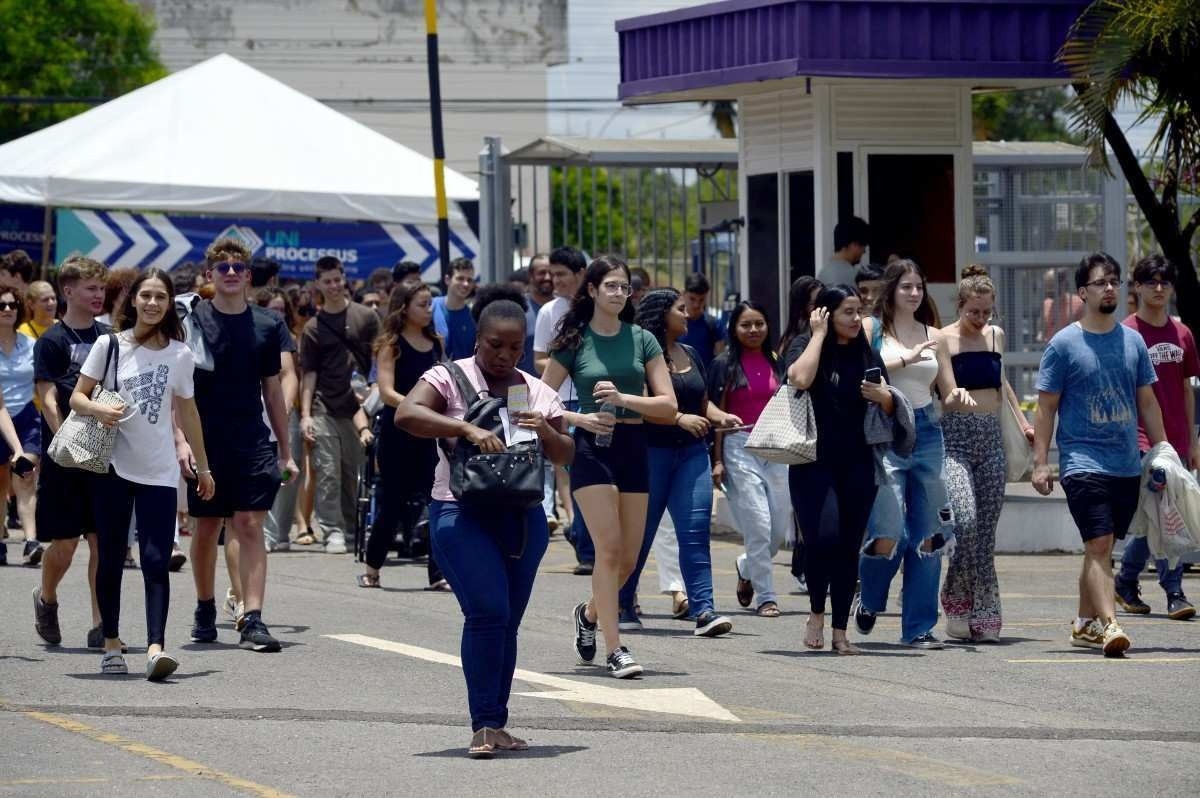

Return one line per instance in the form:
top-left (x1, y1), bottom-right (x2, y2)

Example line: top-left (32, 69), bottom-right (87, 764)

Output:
top-left (1058, 0), bottom-right (1200, 327)
top-left (704, 100), bottom-right (737, 139)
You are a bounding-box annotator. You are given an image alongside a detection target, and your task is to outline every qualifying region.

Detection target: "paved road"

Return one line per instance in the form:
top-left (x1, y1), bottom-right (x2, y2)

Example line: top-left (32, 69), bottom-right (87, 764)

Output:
top-left (2, 531), bottom-right (1198, 796)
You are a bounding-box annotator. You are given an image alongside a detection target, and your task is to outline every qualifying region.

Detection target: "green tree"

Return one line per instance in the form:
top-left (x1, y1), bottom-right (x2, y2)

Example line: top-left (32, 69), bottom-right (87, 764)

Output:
top-left (0, 0), bottom-right (166, 143)
top-left (1059, 0), bottom-right (1200, 328)
top-left (972, 88), bottom-right (1081, 142)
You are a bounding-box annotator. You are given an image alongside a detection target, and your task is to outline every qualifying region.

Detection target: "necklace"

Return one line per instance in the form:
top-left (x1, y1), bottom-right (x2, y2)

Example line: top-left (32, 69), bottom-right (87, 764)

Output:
top-left (62, 322), bottom-right (96, 346)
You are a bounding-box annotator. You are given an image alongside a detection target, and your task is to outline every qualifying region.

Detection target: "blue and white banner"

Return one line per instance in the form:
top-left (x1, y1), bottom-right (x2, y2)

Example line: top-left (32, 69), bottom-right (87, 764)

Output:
top-left (0, 204), bottom-right (46, 257)
top-left (55, 208), bottom-right (478, 282)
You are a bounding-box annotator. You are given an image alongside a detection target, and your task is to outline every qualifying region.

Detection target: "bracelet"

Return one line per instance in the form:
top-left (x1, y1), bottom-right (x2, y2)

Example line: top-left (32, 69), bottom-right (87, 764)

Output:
top-left (900, 355), bottom-right (907, 367)
top-left (197, 469), bottom-right (212, 476)
top-left (673, 412), bottom-right (683, 426)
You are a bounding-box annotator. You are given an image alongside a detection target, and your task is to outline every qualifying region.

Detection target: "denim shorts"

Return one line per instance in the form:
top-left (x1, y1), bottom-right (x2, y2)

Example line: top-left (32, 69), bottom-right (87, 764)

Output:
top-left (0, 402), bottom-right (42, 460)
top-left (1061, 472), bottom-right (1140, 542)
top-left (571, 424), bottom-right (649, 493)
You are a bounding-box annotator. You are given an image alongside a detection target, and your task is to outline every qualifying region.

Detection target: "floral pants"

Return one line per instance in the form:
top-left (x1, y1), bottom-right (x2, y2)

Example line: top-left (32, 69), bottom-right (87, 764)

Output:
top-left (940, 412), bottom-right (1005, 638)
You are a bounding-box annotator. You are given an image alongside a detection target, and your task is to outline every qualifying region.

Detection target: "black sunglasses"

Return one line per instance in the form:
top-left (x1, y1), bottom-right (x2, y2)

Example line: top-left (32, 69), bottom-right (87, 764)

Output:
top-left (213, 261), bottom-right (247, 275)
top-left (0, 301), bottom-right (19, 311)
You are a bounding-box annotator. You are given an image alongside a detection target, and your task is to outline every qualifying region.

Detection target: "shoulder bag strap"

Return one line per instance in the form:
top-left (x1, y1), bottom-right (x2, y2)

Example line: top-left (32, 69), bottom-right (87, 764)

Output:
top-left (437, 361), bottom-right (482, 459)
top-left (104, 333), bottom-right (119, 392)
top-left (317, 313), bottom-right (371, 375)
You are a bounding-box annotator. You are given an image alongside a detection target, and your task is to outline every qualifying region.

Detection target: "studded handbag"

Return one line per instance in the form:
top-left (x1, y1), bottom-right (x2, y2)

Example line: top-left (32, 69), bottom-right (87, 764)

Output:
top-left (744, 384), bottom-right (819, 465)
top-left (48, 334), bottom-right (125, 474)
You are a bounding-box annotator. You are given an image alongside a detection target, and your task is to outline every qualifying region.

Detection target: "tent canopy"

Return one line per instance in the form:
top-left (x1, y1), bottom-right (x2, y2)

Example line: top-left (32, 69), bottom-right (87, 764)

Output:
top-left (0, 54), bottom-right (477, 224)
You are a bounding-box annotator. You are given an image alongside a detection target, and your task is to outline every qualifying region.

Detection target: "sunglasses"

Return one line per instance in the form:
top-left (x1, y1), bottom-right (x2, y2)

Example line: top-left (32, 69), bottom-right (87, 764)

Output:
top-left (0, 301), bottom-right (19, 311)
top-left (213, 261), bottom-right (247, 275)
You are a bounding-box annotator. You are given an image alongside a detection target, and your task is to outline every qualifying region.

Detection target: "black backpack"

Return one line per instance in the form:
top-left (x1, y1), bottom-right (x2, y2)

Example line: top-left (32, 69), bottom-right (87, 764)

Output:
top-left (437, 362), bottom-right (544, 510)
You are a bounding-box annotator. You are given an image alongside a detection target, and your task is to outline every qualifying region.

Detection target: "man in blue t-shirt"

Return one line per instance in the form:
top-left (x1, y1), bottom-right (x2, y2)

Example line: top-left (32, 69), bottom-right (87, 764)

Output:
top-left (432, 257), bottom-right (476, 359)
top-left (678, 272), bottom-right (725, 367)
top-left (1033, 252), bottom-right (1166, 658)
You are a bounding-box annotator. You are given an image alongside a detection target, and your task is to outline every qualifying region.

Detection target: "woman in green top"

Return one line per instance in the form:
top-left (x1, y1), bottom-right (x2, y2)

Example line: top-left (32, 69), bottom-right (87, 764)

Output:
top-left (543, 255), bottom-right (676, 679)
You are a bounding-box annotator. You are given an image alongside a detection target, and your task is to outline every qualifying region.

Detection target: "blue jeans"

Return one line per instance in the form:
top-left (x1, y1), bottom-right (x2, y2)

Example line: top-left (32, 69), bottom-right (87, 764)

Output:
top-left (430, 501), bottom-right (548, 732)
top-left (619, 442), bottom-right (717, 617)
top-left (1118, 536), bottom-right (1185, 595)
top-left (859, 406), bottom-right (954, 642)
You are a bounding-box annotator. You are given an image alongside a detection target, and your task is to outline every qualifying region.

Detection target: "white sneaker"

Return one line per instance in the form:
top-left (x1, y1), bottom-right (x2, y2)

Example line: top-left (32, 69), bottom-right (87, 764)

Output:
top-left (324, 534), bottom-right (347, 555)
top-left (945, 617), bottom-right (970, 640)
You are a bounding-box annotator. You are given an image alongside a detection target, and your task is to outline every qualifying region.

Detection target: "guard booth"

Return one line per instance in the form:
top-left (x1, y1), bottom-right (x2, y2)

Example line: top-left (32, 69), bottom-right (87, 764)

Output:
top-left (615, 0), bottom-right (1094, 326)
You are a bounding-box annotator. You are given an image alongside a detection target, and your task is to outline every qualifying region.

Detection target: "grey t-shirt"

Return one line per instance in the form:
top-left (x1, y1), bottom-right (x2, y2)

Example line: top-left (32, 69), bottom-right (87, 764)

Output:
top-left (816, 256), bottom-right (857, 289)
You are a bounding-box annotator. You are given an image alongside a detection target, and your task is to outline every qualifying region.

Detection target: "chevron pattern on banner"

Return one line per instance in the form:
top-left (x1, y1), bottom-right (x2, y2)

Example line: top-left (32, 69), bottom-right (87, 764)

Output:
top-left (55, 209), bottom-right (479, 281)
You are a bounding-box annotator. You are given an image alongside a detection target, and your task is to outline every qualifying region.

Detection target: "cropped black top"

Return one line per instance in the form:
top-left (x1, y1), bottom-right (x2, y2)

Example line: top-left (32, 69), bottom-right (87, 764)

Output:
top-left (950, 330), bottom-right (1002, 390)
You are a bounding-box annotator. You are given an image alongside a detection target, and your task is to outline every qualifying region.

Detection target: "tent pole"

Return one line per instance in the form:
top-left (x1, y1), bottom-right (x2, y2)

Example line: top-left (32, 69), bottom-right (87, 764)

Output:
top-left (39, 205), bottom-right (53, 279)
top-left (424, 0), bottom-right (451, 285)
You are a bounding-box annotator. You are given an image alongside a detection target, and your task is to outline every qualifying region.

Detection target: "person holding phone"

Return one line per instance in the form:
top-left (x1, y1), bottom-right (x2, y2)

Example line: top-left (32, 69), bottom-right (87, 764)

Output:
top-left (708, 301), bottom-right (790, 618)
top-left (359, 281), bottom-right (446, 589)
top-left (786, 285), bottom-right (893, 654)
top-left (542, 256), bottom-right (676, 678)
top-left (854, 260), bottom-right (972, 650)
top-left (617, 289), bottom-right (739, 636)
top-left (395, 284), bottom-right (574, 756)
top-left (72, 268), bottom-right (213, 679)
top-left (0, 287), bottom-right (41, 566)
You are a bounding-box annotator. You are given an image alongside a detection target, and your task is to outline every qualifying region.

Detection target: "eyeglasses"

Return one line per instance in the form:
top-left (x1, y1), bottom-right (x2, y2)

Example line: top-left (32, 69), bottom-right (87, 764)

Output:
top-left (600, 282), bottom-right (633, 296)
top-left (1086, 279), bottom-right (1121, 290)
top-left (1138, 279), bottom-right (1172, 290)
top-left (961, 308), bottom-right (993, 320)
top-left (0, 302), bottom-right (18, 311)
top-left (213, 261), bottom-right (247, 275)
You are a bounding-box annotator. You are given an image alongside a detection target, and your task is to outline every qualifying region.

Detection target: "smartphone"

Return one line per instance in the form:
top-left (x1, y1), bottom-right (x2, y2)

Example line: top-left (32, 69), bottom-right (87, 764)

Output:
top-left (507, 384), bottom-right (530, 415)
top-left (864, 367), bottom-right (882, 384)
top-left (12, 455), bottom-right (34, 477)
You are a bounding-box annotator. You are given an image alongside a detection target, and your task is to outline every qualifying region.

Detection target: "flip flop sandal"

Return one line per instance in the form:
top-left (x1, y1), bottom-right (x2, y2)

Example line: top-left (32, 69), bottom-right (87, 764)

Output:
top-left (756, 602), bottom-right (781, 618)
top-left (832, 639), bottom-right (862, 656)
top-left (734, 560), bottom-right (753, 608)
top-left (493, 729), bottom-right (529, 751)
top-left (294, 533), bottom-right (317, 546)
top-left (468, 728), bottom-right (497, 759)
top-left (356, 573), bottom-right (381, 589)
top-left (804, 616), bottom-right (825, 650)
top-left (425, 579), bottom-right (452, 592)
top-left (100, 652), bottom-right (128, 675)
top-left (671, 597), bottom-right (690, 620)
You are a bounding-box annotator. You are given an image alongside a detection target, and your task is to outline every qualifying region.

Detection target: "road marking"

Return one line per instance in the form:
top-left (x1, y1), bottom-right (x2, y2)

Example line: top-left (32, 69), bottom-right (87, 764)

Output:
top-left (327, 633), bottom-right (740, 722)
top-left (747, 733), bottom-right (1021, 787)
top-left (1, 775), bottom-right (189, 786)
top-left (12, 707), bottom-right (293, 798)
top-left (1008, 657), bottom-right (1200, 664)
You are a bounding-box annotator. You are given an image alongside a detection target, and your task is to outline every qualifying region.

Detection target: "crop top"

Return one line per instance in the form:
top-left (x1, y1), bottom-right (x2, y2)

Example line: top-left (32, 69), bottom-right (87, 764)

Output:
top-left (950, 330), bottom-right (1002, 391)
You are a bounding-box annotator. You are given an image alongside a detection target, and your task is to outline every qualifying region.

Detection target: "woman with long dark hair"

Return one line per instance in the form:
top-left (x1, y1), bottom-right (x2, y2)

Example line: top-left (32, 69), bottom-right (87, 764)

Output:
top-left (542, 255), bottom-right (676, 678)
top-left (786, 285), bottom-right (893, 654)
top-left (396, 284), bottom-right (573, 757)
top-left (617, 288), bottom-right (739, 636)
top-left (854, 260), bottom-right (970, 650)
top-left (708, 300), bottom-right (791, 617)
top-left (358, 281), bottom-right (446, 589)
top-left (71, 268), bottom-right (213, 680)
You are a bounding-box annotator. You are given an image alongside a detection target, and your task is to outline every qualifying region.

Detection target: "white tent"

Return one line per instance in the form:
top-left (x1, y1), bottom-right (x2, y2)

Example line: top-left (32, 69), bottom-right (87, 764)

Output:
top-left (0, 54), bottom-right (478, 223)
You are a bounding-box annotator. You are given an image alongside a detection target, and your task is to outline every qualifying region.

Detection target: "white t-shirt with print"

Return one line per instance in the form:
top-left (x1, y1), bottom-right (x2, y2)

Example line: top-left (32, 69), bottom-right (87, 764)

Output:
top-left (81, 334), bottom-right (195, 488)
top-left (532, 296), bottom-right (577, 403)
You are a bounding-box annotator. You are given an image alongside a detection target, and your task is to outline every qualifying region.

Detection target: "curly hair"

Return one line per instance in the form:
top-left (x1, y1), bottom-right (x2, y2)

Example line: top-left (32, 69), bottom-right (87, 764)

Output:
top-left (634, 287), bottom-right (679, 360)
top-left (549, 254), bottom-right (634, 353)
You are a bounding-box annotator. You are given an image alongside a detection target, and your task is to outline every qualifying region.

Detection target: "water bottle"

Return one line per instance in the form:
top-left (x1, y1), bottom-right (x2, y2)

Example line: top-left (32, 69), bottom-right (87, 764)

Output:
top-left (1148, 466), bottom-right (1167, 493)
top-left (594, 399), bottom-right (616, 448)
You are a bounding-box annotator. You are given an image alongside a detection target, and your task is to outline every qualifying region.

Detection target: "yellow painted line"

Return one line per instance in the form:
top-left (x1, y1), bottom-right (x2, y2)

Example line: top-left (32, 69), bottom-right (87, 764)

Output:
top-left (744, 733), bottom-right (1021, 787)
top-left (13, 708), bottom-right (294, 798)
top-left (1008, 657), bottom-right (1200, 664)
top-left (1, 775), bottom-right (189, 786)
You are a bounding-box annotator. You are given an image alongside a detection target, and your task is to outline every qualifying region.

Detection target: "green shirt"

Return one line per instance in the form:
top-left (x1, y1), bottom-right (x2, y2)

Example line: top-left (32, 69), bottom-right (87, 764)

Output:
top-left (552, 323), bottom-right (663, 418)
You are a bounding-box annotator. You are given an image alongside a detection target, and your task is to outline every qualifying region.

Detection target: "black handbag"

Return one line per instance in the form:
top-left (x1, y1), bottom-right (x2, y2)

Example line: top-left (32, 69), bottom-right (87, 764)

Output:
top-left (438, 362), bottom-right (545, 510)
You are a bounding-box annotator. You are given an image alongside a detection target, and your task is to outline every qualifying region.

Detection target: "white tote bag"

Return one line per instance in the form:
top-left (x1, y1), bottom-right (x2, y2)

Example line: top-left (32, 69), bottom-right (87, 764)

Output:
top-left (1000, 401), bottom-right (1032, 482)
top-left (744, 385), bottom-right (818, 465)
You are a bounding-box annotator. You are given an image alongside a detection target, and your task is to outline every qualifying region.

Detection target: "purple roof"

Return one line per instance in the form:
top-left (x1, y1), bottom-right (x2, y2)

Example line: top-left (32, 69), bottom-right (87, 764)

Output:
top-left (617, 0), bottom-right (1090, 101)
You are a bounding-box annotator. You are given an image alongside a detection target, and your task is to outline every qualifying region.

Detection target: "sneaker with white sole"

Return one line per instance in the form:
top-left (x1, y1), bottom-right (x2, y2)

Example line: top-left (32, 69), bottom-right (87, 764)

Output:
top-left (852, 593), bottom-right (876, 636)
top-left (324, 534), bottom-right (348, 555)
top-left (1069, 618), bottom-right (1105, 649)
top-left (1101, 619), bottom-right (1131, 657)
top-left (617, 606), bottom-right (642, 631)
top-left (605, 646), bottom-right (643, 678)
top-left (694, 611), bottom-right (733, 637)
top-left (572, 601), bottom-right (597, 663)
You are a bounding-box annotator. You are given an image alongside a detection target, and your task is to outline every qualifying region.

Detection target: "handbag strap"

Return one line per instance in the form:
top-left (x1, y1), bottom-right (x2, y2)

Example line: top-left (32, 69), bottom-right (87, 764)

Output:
top-left (103, 333), bottom-right (119, 392)
top-left (437, 361), bottom-right (483, 459)
top-left (317, 312), bottom-right (371, 376)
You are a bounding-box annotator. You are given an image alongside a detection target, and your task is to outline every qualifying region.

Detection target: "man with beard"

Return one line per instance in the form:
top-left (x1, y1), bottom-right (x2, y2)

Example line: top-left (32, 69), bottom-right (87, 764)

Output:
top-left (520, 254), bottom-right (555, 372)
top-left (1033, 252), bottom-right (1166, 657)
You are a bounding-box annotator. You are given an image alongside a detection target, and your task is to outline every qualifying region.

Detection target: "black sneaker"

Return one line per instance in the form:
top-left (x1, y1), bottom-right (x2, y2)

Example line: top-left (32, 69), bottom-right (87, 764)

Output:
top-left (190, 602), bottom-right (218, 643)
top-left (1115, 579), bottom-right (1151, 614)
top-left (22, 540), bottom-right (44, 567)
top-left (605, 646), bottom-right (643, 678)
top-left (1167, 593), bottom-right (1196, 621)
top-left (907, 633), bottom-right (945, 650)
top-left (239, 617), bottom-right (282, 652)
top-left (572, 601), bottom-right (597, 663)
top-left (0, 543), bottom-right (6, 566)
top-left (694, 611), bottom-right (733, 638)
top-left (33, 587), bottom-right (61, 645)
top-left (852, 594), bottom-right (876, 635)
top-left (572, 561), bottom-right (594, 576)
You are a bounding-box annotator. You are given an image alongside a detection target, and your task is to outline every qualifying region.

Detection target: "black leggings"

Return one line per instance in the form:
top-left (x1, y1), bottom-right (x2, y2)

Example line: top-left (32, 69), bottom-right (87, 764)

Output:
top-left (789, 454), bottom-right (877, 630)
top-left (368, 421), bottom-right (441, 583)
top-left (94, 473), bottom-right (177, 646)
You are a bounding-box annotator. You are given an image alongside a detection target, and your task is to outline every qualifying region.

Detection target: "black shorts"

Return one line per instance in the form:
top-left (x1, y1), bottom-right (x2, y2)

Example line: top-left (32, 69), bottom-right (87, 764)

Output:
top-left (570, 424), bottom-right (649, 493)
top-left (1061, 472), bottom-right (1141, 542)
top-left (187, 446), bottom-right (281, 518)
top-left (35, 454), bottom-right (99, 541)
top-left (0, 403), bottom-right (43, 461)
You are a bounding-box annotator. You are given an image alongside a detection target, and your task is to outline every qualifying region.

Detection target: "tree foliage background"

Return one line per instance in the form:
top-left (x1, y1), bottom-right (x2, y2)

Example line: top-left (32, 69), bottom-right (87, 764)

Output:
top-left (0, 0), bottom-right (165, 144)
top-left (972, 88), bottom-right (1081, 142)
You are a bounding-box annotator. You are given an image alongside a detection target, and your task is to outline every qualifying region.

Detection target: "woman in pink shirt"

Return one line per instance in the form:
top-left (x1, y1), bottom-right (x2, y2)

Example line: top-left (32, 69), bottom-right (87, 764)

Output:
top-left (707, 301), bottom-right (791, 617)
top-left (396, 285), bottom-right (574, 758)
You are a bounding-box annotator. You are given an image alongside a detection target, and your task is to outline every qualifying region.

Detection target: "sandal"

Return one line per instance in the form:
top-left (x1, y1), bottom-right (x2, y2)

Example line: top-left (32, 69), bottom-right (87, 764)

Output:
top-left (425, 579), bottom-right (452, 592)
top-left (356, 573), bottom-right (381, 589)
top-left (756, 601), bottom-right (781, 618)
top-left (804, 614), bottom-right (824, 650)
top-left (493, 729), bottom-right (528, 751)
top-left (100, 651), bottom-right (128, 675)
top-left (294, 532), bottom-right (317, 546)
top-left (734, 560), bottom-right (753, 608)
top-left (671, 594), bottom-right (690, 620)
top-left (468, 728), bottom-right (497, 759)
top-left (832, 636), bottom-right (861, 656)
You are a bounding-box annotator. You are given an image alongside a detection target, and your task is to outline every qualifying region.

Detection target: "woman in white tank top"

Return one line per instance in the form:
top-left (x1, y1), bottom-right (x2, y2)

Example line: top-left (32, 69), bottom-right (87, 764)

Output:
top-left (856, 260), bottom-right (974, 649)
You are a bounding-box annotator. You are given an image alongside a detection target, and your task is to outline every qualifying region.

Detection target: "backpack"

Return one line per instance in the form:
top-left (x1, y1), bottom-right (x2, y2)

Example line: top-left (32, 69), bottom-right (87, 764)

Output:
top-left (437, 361), bottom-right (544, 510)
